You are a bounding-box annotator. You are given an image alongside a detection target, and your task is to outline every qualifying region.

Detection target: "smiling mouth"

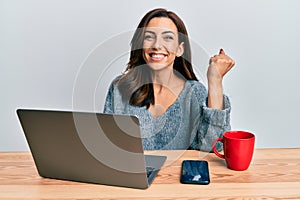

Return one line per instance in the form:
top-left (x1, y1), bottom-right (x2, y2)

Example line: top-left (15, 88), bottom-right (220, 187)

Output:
top-left (149, 53), bottom-right (167, 61)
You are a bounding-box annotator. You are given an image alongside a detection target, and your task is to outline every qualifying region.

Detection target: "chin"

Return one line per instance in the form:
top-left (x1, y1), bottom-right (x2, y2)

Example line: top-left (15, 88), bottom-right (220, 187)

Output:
top-left (147, 63), bottom-right (170, 71)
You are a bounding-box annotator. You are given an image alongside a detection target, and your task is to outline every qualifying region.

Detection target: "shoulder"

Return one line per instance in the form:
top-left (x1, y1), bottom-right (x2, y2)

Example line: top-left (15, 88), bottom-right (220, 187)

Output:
top-left (182, 80), bottom-right (208, 105)
top-left (111, 75), bottom-right (122, 86)
top-left (105, 76), bottom-right (123, 99)
top-left (186, 80), bottom-right (207, 93)
top-left (107, 75), bottom-right (122, 89)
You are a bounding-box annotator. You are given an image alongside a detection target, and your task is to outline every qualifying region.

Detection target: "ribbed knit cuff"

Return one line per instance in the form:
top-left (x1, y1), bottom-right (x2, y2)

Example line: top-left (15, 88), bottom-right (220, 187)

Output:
top-left (202, 95), bottom-right (231, 127)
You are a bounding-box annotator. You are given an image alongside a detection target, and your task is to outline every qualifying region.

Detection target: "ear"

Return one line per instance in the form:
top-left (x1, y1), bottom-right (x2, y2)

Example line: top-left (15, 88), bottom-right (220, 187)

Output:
top-left (176, 42), bottom-right (184, 57)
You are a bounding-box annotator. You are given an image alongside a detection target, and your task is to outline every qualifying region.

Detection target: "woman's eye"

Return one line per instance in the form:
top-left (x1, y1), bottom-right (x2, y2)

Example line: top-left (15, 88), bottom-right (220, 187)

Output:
top-left (164, 35), bottom-right (174, 40)
top-left (144, 35), bottom-right (154, 40)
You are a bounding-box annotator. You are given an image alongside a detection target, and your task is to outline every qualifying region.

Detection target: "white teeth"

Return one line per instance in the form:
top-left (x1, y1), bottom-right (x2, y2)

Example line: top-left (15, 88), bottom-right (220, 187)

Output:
top-left (151, 54), bottom-right (165, 59)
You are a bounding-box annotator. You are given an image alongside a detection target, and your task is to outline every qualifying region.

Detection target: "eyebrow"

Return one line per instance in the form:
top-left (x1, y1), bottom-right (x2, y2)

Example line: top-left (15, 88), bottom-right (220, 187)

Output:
top-left (145, 30), bottom-right (176, 35)
top-left (162, 30), bottom-right (176, 35)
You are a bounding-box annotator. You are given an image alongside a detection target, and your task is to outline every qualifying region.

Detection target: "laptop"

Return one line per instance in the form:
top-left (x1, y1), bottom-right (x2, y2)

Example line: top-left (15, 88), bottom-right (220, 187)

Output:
top-left (16, 109), bottom-right (166, 189)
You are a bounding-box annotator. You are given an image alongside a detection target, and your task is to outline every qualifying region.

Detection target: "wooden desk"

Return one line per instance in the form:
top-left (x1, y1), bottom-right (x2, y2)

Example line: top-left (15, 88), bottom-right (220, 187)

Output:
top-left (0, 148), bottom-right (299, 199)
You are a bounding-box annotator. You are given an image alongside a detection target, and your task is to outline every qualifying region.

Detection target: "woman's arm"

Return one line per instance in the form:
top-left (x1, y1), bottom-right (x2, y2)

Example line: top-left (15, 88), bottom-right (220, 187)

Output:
top-left (198, 49), bottom-right (234, 151)
top-left (207, 49), bottom-right (235, 110)
top-left (188, 82), bottom-right (231, 152)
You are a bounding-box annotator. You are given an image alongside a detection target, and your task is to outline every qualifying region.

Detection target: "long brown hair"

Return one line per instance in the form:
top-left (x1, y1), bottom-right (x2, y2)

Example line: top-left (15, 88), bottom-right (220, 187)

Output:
top-left (117, 8), bottom-right (198, 108)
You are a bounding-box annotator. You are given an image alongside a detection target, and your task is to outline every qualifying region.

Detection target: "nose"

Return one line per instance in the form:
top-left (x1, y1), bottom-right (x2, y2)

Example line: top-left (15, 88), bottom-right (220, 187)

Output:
top-left (152, 37), bottom-right (162, 50)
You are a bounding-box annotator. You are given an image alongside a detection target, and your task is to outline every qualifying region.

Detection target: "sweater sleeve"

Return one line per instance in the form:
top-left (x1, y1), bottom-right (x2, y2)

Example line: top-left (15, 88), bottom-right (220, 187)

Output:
top-left (103, 82), bottom-right (115, 114)
top-left (198, 95), bottom-right (231, 152)
top-left (189, 82), bottom-right (231, 152)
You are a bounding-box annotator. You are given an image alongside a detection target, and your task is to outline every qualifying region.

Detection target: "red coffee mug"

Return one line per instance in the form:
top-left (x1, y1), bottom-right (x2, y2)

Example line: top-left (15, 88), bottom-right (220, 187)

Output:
top-left (212, 131), bottom-right (255, 171)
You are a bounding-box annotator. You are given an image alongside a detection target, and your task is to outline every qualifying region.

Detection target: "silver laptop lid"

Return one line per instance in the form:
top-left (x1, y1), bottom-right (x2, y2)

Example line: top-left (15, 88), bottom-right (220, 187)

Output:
top-left (17, 109), bottom-right (165, 189)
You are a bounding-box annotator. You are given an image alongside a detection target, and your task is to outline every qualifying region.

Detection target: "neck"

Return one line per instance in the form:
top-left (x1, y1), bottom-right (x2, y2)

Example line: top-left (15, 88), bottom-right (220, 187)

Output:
top-left (152, 69), bottom-right (185, 96)
top-left (152, 68), bottom-right (174, 88)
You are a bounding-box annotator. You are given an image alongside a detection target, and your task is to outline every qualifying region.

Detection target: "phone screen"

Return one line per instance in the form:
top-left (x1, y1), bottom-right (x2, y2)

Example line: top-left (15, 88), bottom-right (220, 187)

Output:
top-left (180, 160), bottom-right (210, 185)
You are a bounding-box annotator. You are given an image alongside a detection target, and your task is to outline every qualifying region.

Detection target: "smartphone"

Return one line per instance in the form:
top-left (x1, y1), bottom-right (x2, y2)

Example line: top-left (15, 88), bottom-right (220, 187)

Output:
top-left (180, 160), bottom-right (210, 185)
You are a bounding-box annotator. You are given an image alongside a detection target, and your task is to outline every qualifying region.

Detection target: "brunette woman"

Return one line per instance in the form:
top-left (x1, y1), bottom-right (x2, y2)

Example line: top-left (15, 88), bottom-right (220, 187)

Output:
top-left (104, 8), bottom-right (235, 151)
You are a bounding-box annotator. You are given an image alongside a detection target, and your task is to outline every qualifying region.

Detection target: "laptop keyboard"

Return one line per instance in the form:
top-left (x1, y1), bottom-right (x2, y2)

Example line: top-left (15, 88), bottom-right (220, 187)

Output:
top-left (146, 166), bottom-right (155, 178)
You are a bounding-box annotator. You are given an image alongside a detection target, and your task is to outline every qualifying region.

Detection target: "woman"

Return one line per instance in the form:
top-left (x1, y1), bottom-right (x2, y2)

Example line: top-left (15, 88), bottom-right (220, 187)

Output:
top-left (103, 8), bottom-right (235, 151)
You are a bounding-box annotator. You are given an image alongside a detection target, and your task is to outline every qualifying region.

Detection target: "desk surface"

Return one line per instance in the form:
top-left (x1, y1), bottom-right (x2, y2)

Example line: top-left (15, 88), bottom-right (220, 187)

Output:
top-left (0, 148), bottom-right (300, 199)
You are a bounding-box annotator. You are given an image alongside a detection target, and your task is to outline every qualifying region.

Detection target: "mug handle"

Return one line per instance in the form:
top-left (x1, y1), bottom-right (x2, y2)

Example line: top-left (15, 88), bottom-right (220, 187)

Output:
top-left (212, 138), bottom-right (225, 159)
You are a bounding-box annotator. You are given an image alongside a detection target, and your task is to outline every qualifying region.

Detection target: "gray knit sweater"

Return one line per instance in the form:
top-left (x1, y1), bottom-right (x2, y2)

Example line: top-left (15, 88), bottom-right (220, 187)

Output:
top-left (103, 80), bottom-right (231, 152)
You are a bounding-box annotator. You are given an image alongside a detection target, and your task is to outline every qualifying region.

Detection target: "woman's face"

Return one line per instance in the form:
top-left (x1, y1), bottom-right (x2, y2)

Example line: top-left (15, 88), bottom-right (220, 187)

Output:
top-left (143, 17), bottom-right (184, 71)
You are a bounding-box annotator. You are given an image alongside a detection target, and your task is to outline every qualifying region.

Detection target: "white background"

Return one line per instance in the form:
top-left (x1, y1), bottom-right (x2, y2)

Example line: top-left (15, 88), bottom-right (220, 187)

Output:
top-left (1, 0), bottom-right (300, 151)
